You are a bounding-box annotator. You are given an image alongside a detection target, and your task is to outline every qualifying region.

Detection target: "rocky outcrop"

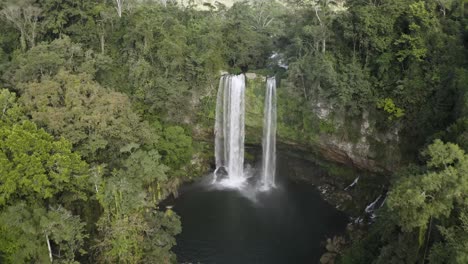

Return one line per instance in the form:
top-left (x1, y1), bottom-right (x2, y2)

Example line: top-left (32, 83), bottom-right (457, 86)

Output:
top-left (319, 236), bottom-right (347, 264)
top-left (318, 112), bottom-right (400, 172)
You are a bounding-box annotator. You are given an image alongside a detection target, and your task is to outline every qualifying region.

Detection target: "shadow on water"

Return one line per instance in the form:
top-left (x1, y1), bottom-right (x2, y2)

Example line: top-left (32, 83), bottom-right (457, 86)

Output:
top-left (171, 153), bottom-right (348, 264)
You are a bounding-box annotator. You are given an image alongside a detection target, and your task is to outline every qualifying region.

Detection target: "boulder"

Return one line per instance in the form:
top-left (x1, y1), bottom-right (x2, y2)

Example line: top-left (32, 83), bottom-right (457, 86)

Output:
top-left (320, 252), bottom-right (337, 264)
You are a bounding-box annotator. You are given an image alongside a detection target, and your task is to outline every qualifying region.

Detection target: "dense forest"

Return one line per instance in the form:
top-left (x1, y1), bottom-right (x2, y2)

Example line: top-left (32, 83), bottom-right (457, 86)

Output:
top-left (0, 0), bottom-right (467, 263)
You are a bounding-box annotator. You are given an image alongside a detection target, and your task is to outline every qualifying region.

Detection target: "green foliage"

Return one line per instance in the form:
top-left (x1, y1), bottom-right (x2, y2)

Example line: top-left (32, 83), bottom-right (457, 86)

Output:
top-left (111, 4), bottom-right (226, 121)
top-left (319, 119), bottom-right (336, 134)
top-left (376, 98), bottom-right (405, 120)
top-left (423, 139), bottom-right (465, 168)
top-left (0, 120), bottom-right (88, 206)
top-left (429, 209), bottom-right (468, 263)
top-left (120, 148), bottom-right (169, 185)
top-left (5, 36), bottom-right (112, 85)
top-left (142, 210), bottom-right (182, 264)
top-left (40, 0), bottom-right (101, 38)
top-left (339, 220), bottom-right (392, 264)
top-left (19, 70), bottom-right (152, 161)
top-left (0, 87), bottom-right (89, 263)
top-left (0, 88), bottom-right (23, 125)
top-left (95, 212), bottom-right (146, 263)
top-left (394, 1), bottom-right (437, 63)
top-left (0, 0), bottom-right (42, 51)
top-left (244, 77), bottom-right (267, 140)
top-left (0, 0), bottom-right (467, 262)
top-left (95, 147), bottom-right (176, 263)
top-left (387, 140), bottom-right (468, 231)
top-left (222, 2), bottom-right (276, 70)
top-left (157, 125), bottom-right (193, 172)
top-left (345, 140), bottom-right (468, 263)
top-left (0, 203), bottom-right (87, 263)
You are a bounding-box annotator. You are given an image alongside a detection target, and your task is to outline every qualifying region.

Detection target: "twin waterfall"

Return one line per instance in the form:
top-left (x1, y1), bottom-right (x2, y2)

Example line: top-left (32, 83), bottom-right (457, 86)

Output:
top-left (260, 77), bottom-right (277, 189)
top-left (214, 75), bottom-right (246, 187)
top-left (213, 74), bottom-right (277, 191)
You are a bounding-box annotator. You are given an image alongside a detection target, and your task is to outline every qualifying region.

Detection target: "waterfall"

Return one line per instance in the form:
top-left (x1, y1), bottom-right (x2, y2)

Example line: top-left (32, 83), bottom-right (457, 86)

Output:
top-left (214, 74), bottom-right (246, 187)
top-left (365, 195), bottom-right (382, 213)
top-left (260, 77), bottom-right (277, 190)
top-left (344, 176), bottom-right (360, 191)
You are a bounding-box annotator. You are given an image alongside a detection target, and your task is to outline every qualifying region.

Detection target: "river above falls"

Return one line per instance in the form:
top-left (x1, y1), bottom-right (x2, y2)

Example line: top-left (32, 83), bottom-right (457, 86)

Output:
top-left (170, 152), bottom-right (349, 264)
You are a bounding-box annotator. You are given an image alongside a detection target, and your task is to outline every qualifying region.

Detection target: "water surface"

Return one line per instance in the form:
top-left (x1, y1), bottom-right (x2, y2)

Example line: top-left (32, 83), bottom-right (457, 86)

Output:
top-left (172, 153), bottom-right (348, 264)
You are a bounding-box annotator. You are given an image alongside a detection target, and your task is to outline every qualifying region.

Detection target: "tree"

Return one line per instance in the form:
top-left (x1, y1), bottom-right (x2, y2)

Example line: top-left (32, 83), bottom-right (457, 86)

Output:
top-left (19, 70), bottom-right (152, 162)
top-left (95, 208), bottom-right (181, 264)
top-left (5, 36), bottom-right (112, 85)
top-left (119, 5), bottom-right (225, 120)
top-left (372, 140), bottom-right (468, 262)
top-left (95, 211), bottom-right (146, 263)
top-left (429, 209), bottom-right (468, 263)
top-left (394, 1), bottom-right (437, 63)
top-left (0, 120), bottom-right (88, 206)
top-left (142, 210), bottom-right (181, 264)
top-left (113, 0), bottom-right (130, 18)
top-left (0, 203), bottom-right (87, 263)
top-left (222, 2), bottom-right (275, 70)
top-left (157, 125), bottom-right (193, 172)
top-left (387, 140), bottom-right (468, 231)
top-left (95, 7), bottom-right (114, 54)
top-left (0, 89), bottom-right (23, 126)
top-left (94, 146), bottom-right (178, 263)
top-left (39, 0), bottom-right (93, 35)
top-left (0, 0), bottom-right (42, 51)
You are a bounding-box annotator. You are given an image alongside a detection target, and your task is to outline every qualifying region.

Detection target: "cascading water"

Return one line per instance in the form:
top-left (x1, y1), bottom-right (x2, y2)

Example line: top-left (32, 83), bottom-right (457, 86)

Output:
top-left (260, 77), bottom-right (277, 190)
top-left (214, 74), bottom-right (246, 187)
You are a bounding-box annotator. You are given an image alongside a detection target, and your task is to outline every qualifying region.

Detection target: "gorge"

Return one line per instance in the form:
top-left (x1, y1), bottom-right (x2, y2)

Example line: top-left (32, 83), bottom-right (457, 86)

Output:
top-left (171, 74), bottom-right (361, 263)
top-left (0, 0), bottom-right (467, 263)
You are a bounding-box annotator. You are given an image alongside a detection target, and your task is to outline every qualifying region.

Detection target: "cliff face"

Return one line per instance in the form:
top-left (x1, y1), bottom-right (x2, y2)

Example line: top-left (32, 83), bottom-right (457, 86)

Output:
top-left (194, 74), bottom-right (401, 173)
top-left (243, 75), bottom-right (401, 173)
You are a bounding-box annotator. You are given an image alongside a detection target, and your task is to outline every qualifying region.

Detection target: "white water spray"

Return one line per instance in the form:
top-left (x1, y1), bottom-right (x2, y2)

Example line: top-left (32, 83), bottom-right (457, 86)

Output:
top-left (214, 74), bottom-right (246, 187)
top-left (260, 77), bottom-right (277, 190)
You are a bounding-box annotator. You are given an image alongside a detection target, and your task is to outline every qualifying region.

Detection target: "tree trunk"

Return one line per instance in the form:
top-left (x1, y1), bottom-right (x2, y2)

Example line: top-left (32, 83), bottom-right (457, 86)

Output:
top-left (115, 0), bottom-right (123, 18)
top-left (31, 20), bottom-right (37, 48)
top-left (314, 7), bottom-right (326, 53)
top-left (461, 0), bottom-right (465, 18)
top-left (422, 216), bottom-right (433, 263)
top-left (100, 34), bottom-right (105, 54)
top-left (2, 102), bottom-right (8, 118)
top-left (46, 234), bottom-right (53, 263)
top-left (301, 74), bottom-right (308, 101)
top-left (20, 31), bottom-right (27, 51)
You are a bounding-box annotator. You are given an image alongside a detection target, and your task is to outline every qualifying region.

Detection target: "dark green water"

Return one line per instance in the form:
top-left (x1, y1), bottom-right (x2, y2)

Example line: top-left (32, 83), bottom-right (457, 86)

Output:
top-left (172, 153), bottom-right (348, 264)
